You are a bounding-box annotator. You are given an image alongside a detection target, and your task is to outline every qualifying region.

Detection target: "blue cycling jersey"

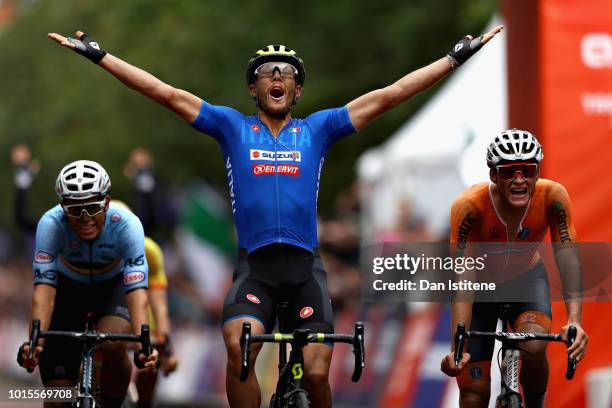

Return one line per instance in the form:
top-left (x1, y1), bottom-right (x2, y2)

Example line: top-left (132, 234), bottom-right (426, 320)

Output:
top-left (192, 101), bottom-right (356, 253)
top-left (33, 202), bottom-right (148, 293)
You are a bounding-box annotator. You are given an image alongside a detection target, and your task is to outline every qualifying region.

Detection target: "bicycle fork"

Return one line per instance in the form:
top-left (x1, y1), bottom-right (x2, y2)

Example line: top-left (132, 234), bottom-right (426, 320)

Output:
top-left (501, 348), bottom-right (520, 393)
top-left (498, 347), bottom-right (522, 407)
top-left (77, 346), bottom-right (96, 407)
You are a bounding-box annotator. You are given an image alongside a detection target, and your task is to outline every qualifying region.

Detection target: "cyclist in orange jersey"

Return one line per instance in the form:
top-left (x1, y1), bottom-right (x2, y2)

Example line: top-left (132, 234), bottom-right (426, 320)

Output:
top-left (440, 129), bottom-right (588, 408)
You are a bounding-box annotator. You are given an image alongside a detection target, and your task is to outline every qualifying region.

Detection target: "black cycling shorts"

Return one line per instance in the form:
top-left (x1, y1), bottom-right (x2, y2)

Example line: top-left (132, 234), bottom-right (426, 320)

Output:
top-left (467, 262), bottom-right (552, 363)
top-left (39, 274), bottom-right (131, 383)
top-left (222, 244), bottom-right (334, 334)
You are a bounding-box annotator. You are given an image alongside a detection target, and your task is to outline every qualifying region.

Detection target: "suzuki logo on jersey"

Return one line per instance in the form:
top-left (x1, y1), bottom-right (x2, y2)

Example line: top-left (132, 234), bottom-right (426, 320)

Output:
top-left (250, 149), bottom-right (301, 162)
top-left (253, 164), bottom-right (300, 176)
top-left (124, 271), bottom-right (145, 285)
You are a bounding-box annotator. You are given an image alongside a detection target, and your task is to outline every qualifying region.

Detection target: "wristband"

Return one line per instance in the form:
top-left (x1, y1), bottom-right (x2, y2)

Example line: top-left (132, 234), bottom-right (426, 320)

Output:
top-left (67, 32), bottom-right (107, 63)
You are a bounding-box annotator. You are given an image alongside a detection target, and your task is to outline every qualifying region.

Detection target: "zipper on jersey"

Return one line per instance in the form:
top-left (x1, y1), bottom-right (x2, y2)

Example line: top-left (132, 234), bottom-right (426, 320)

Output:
top-left (88, 241), bottom-right (94, 285)
top-left (274, 136), bottom-right (281, 242)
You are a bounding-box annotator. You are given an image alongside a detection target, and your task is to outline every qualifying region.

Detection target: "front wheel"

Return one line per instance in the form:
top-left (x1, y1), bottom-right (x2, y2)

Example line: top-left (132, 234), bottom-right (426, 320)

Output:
top-left (269, 393), bottom-right (277, 408)
top-left (76, 396), bottom-right (94, 408)
top-left (293, 390), bottom-right (309, 408)
top-left (497, 393), bottom-right (522, 408)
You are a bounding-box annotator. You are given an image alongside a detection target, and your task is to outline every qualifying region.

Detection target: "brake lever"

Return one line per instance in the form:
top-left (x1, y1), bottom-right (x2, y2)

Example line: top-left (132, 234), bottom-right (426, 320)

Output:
top-left (454, 323), bottom-right (466, 367)
top-left (351, 322), bottom-right (365, 382)
top-left (240, 322), bottom-right (252, 382)
top-left (27, 319), bottom-right (41, 373)
top-left (565, 325), bottom-right (577, 380)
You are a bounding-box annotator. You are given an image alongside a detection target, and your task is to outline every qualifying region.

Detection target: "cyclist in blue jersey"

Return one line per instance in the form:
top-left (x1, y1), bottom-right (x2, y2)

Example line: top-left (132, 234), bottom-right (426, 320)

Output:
top-left (48, 26), bottom-right (502, 407)
top-left (17, 160), bottom-right (158, 408)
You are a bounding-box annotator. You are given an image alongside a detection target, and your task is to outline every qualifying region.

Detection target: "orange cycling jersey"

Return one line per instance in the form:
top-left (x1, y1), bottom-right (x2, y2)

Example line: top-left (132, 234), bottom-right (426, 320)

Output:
top-left (450, 179), bottom-right (577, 275)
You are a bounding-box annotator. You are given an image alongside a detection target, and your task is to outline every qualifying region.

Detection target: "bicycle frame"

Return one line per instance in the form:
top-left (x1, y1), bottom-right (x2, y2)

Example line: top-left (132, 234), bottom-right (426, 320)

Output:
top-left (273, 329), bottom-right (309, 407)
top-left (240, 322), bottom-right (365, 407)
top-left (28, 317), bottom-right (152, 407)
top-left (500, 347), bottom-right (521, 402)
top-left (454, 322), bottom-right (577, 407)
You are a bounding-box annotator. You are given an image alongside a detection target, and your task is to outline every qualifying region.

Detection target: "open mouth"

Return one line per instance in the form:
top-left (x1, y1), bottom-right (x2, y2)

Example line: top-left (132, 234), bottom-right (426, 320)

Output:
top-left (269, 86), bottom-right (285, 101)
top-left (510, 187), bottom-right (528, 196)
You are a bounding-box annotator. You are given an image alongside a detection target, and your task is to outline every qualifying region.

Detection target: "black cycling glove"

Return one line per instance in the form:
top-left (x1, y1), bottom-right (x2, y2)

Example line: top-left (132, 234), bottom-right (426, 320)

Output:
top-left (447, 35), bottom-right (484, 69)
top-left (133, 350), bottom-right (146, 369)
top-left (67, 32), bottom-right (107, 63)
top-left (16, 342), bottom-right (27, 367)
top-left (134, 350), bottom-right (160, 369)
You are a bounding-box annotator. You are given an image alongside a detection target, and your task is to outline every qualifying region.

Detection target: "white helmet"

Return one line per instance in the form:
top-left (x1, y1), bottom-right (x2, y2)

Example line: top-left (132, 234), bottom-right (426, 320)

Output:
top-left (55, 160), bottom-right (111, 200)
top-left (486, 129), bottom-right (543, 167)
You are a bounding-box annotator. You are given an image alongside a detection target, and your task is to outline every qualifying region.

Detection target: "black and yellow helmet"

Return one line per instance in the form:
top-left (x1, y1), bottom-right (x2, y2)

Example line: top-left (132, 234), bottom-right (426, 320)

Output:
top-left (246, 45), bottom-right (306, 86)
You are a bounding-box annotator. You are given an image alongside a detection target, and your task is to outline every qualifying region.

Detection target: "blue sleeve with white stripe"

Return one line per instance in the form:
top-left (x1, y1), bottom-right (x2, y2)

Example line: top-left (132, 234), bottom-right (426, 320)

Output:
top-left (118, 216), bottom-right (149, 293)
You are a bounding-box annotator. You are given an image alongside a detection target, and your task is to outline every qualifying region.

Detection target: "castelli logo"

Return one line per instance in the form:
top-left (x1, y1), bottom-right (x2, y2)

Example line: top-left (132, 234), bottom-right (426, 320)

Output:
top-left (246, 294), bottom-right (261, 304)
top-left (251, 125), bottom-right (261, 132)
top-left (111, 214), bottom-right (121, 222)
top-left (70, 241), bottom-right (80, 249)
top-left (299, 307), bottom-right (314, 319)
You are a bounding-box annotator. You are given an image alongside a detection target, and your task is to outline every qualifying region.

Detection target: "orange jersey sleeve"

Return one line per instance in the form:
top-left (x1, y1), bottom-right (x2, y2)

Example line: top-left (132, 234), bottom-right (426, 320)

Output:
top-left (546, 182), bottom-right (578, 243)
top-left (450, 186), bottom-right (483, 256)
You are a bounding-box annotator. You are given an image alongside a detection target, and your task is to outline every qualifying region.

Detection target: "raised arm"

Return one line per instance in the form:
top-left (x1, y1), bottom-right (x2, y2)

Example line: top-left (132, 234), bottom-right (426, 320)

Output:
top-left (47, 31), bottom-right (202, 123)
top-left (347, 25), bottom-right (503, 131)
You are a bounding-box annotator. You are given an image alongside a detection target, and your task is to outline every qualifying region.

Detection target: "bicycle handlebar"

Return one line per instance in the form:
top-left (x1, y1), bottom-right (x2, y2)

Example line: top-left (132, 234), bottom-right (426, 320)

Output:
top-left (453, 322), bottom-right (466, 367)
top-left (27, 318), bottom-right (153, 372)
top-left (566, 325), bottom-right (577, 380)
top-left (454, 323), bottom-right (577, 380)
top-left (26, 319), bottom-right (41, 373)
top-left (239, 322), bottom-right (365, 383)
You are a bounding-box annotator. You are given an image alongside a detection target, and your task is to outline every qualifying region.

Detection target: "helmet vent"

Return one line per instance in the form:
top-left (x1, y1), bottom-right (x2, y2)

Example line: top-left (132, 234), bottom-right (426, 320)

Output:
top-left (486, 129), bottom-right (543, 167)
top-left (55, 160), bottom-right (111, 199)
